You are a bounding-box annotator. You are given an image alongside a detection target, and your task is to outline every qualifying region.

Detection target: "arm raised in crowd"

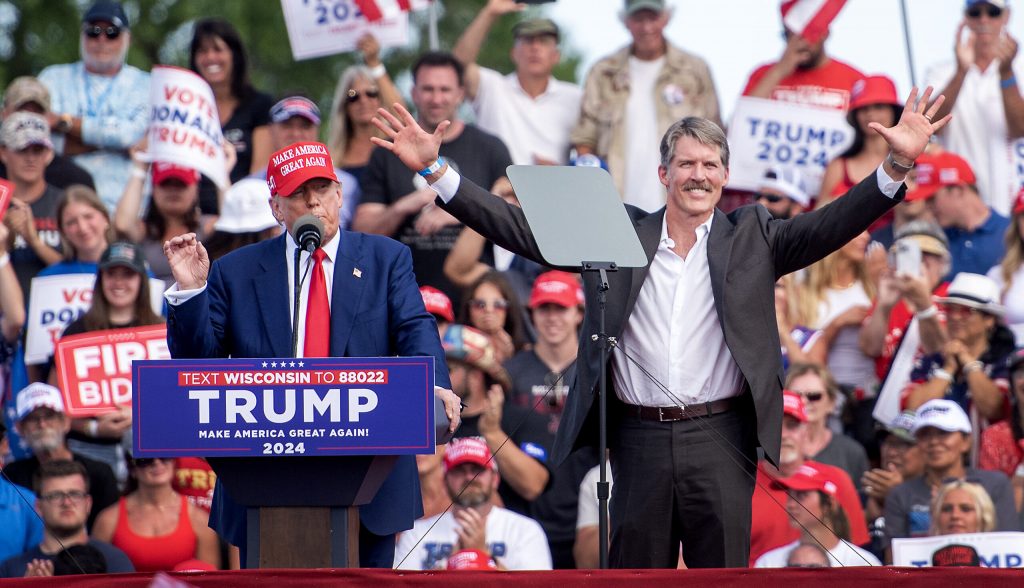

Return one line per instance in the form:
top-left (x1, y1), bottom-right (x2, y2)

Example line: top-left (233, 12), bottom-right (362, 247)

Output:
top-left (0, 225), bottom-right (25, 343)
top-left (996, 33), bottom-right (1024, 138)
top-left (453, 0), bottom-right (526, 99)
top-left (357, 33), bottom-right (405, 117)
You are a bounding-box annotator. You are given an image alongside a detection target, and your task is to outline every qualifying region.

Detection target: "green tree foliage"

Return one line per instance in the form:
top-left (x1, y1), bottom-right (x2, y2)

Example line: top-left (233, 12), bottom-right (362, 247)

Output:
top-left (1, 0), bottom-right (580, 119)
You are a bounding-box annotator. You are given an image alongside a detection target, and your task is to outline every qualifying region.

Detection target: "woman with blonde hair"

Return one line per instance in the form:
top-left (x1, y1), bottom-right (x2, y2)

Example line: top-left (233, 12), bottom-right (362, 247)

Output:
top-left (326, 34), bottom-right (404, 183)
top-left (988, 188), bottom-right (1024, 344)
top-left (793, 231), bottom-right (881, 401)
top-left (929, 480), bottom-right (996, 535)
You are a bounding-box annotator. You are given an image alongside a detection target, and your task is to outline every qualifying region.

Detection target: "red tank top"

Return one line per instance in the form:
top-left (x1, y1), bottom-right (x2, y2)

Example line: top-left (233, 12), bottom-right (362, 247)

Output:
top-left (831, 158), bottom-right (894, 232)
top-left (111, 495), bottom-right (197, 572)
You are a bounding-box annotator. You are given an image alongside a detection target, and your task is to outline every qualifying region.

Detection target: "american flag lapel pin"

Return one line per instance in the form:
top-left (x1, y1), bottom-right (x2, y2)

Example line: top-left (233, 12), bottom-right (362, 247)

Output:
top-left (353, 268), bottom-right (362, 278)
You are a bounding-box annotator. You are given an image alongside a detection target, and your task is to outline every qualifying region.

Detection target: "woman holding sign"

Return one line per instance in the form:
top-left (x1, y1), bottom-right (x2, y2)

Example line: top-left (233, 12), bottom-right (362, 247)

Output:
top-left (52, 241), bottom-right (163, 484)
top-left (326, 34), bottom-right (405, 184)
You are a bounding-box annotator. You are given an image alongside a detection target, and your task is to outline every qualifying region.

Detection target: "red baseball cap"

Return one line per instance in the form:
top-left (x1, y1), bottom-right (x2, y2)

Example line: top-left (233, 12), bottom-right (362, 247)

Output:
top-left (1013, 186), bottom-right (1024, 215)
top-left (782, 389), bottom-right (807, 422)
top-left (420, 286), bottom-right (454, 323)
top-left (446, 549), bottom-right (498, 571)
top-left (266, 141), bottom-right (338, 197)
top-left (443, 436), bottom-right (496, 472)
top-left (152, 162), bottom-right (199, 186)
top-left (529, 271), bottom-right (584, 309)
top-left (772, 463), bottom-right (838, 496)
top-left (905, 151), bottom-right (976, 202)
top-left (848, 75), bottom-right (900, 111)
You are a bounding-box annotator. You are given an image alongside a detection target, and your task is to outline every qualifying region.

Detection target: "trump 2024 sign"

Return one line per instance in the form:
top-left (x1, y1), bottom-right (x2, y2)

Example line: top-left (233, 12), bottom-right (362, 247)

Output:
top-left (133, 357), bottom-right (435, 458)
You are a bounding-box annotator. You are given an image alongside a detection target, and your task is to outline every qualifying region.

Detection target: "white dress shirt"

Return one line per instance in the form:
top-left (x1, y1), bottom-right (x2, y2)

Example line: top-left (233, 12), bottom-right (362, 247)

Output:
top-left (165, 231), bottom-right (340, 358)
top-left (430, 165), bottom-right (903, 407)
top-left (611, 216), bottom-right (744, 406)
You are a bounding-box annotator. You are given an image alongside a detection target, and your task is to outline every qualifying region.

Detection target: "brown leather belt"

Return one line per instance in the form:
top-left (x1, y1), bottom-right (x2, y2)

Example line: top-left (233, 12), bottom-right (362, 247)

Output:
top-left (624, 396), bottom-right (743, 422)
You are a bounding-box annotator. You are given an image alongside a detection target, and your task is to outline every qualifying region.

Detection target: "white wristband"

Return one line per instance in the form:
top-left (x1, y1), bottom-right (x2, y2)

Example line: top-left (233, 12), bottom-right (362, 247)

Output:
top-left (931, 368), bottom-right (954, 382)
top-left (86, 419), bottom-right (99, 438)
top-left (914, 305), bottom-right (939, 320)
top-left (131, 167), bottom-right (147, 180)
top-left (0, 253), bottom-right (9, 269)
top-left (368, 63), bottom-right (386, 79)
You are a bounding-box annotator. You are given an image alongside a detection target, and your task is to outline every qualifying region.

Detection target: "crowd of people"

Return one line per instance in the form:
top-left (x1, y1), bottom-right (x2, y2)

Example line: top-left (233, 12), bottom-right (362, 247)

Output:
top-left (1, 0), bottom-right (1024, 576)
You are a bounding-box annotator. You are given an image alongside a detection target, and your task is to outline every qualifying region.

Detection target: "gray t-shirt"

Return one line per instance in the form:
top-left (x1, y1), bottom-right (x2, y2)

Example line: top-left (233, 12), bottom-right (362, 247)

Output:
top-left (882, 467), bottom-right (1019, 547)
top-left (812, 433), bottom-right (870, 492)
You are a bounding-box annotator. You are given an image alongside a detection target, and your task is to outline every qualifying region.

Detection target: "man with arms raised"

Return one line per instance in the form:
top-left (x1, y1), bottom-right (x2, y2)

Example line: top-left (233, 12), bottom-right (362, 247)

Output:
top-left (371, 87), bottom-right (948, 567)
top-left (162, 141), bottom-right (460, 567)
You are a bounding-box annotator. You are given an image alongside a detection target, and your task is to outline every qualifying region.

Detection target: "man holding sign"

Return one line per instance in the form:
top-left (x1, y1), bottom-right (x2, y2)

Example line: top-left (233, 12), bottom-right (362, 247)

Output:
top-left (371, 87), bottom-right (950, 568)
top-left (163, 141), bottom-right (460, 568)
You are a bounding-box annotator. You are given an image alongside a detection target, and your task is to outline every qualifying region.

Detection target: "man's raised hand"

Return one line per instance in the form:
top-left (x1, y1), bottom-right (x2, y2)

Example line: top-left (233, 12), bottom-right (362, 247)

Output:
top-left (164, 233), bottom-right (210, 290)
top-left (869, 86), bottom-right (951, 166)
top-left (371, 103), bottom-right (450, 174)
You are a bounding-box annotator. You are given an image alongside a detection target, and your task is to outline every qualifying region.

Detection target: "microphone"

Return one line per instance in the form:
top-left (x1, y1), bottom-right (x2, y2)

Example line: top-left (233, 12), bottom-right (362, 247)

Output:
top-left (291, 214), bottom-right (324, 253)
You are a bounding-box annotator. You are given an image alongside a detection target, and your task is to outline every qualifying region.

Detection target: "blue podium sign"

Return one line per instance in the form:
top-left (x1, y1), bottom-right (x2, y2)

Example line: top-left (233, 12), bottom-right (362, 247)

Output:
top-left (133, 357), bottom-right (435, 458)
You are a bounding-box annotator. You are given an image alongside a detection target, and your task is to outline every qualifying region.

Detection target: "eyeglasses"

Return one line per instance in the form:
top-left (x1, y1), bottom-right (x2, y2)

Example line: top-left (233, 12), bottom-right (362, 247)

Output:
top-left (40, 490), bottom-right (89, 503)
top-left (133, 457), bottom-right (171, 469)
top-left (469, 299), bottom-right (509, 311)
top-left (756, 193), bottom-right (786, 204)
top-left (795, 391), bottom-right (826, 402)
top-left (82, 24), bottom-right (122, 40)
top-left (346, 88), bottom-right (381, 103)
top-left (966, 4), bottom-right (1003, 18)
top-left (20, 410), bottom-right (62, 426)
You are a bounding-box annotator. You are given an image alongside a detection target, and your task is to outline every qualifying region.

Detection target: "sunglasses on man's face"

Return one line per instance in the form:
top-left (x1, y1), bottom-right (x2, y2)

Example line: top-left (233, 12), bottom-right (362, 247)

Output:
top-left (346, 88), bottom-right (381, 104)
top-left (83, 24), bottom-right (122, 40)
top-left (966, 4), bottom-right (1003, 19)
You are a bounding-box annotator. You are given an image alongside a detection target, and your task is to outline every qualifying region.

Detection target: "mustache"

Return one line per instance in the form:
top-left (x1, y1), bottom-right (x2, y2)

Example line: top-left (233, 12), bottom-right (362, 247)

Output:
top-left (682, 182), bottom-right (713, 192)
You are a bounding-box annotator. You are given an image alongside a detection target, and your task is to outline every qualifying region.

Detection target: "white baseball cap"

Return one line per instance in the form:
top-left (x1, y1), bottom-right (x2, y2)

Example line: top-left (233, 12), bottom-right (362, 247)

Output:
top-left (16, 383), bottom-right (65, 421)
top-left (758, 166), bottom-right (810, 208)
top-left (912, 399), bottom-right (972, 435)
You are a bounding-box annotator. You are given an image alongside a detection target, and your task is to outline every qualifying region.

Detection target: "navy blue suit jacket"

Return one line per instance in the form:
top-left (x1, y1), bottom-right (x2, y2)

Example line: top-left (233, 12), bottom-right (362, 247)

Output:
top-left (167, 231), bottom-right (450, 536)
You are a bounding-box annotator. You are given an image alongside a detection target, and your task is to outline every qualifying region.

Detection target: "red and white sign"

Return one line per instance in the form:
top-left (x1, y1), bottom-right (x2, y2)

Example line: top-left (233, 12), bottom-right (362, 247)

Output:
top-left (781, 0), bottom-right (847, 44)
top-left (280, 0), bottom-right (410, 61)
top-left (148, 66), bottom-right (227, 189)
top-left (0, 178), bottom-right (13, 220)
top-left (354, 0), bottom-right (430, 22)
top-left (55, 324), bottom-right (170, 417)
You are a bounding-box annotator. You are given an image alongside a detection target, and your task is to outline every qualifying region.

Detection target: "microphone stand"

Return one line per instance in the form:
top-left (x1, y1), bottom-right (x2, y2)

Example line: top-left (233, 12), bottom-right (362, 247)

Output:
top-left (582, 260), bottom-right (615, 570)
top-left (290, 243), bottom-right (314, 358)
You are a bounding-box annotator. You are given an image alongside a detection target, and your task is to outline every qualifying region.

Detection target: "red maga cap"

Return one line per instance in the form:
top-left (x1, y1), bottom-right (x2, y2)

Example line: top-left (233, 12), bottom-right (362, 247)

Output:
top-left (772, 463), bottom-right (839, 496)
top-left (446, 549), bottom-right (498, 571)
top-left (266, 141), bottom-right (337, 197)
top-left (443, 436), bottom-right (495, 472)
top-left (782, 389), bottom-right (808, 422)
top-left (906, 151), bottom-right (976, 202)
top-left (420, 286), bottom-right (455, 323)
top-left (529, 271), bottom-right (584, 309)
top-left (152, 162), bottom-right (199, 186)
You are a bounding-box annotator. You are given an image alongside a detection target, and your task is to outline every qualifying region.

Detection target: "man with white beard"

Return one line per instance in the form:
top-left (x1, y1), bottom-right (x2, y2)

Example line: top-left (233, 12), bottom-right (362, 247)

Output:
top-left (748, 390), bottom-right (869, 564)
top-left (1, 384), bottom-right (119, 531)
top-left (38, 1), bottom-right (150, 212)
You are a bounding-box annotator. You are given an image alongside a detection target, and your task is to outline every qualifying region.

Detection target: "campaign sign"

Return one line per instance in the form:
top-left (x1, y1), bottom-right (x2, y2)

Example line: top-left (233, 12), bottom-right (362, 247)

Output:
top-left (55, 325), bottom-right (170, 418)
top-left (0, 177), bottom-right (13, 220)
top-left (727, 96), bottom-right (854, 196)
top-left (148, 66), bottom-right (227, 189)
top-left (280, 0), bottom-right (409, 61)
top-left (893, 532), bottom-right (1024, 568)
top-left (25, 273), bottom-right (167, 365)
top-left (133, 357), bottom-right (435, 457)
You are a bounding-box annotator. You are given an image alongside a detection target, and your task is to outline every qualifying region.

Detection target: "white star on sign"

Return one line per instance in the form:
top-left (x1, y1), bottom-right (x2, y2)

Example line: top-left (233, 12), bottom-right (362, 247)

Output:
top-left (271, 362), bottom-right (277, 368)
top-left (298, 361), bottom-right (304, 367)
top-left (290, 361), bottom-right (296, 367)
top-left (262, 362), bottom-right (268, 368)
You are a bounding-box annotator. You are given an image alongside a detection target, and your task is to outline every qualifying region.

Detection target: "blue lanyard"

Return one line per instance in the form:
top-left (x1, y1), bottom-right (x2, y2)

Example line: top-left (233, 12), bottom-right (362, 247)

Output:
top-left (82, 67), bottom-right (117, 118)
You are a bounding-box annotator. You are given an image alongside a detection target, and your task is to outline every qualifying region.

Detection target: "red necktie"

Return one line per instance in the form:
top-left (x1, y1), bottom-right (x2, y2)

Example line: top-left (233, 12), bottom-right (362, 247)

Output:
top-left (303, 248), bottom-right (330, 357)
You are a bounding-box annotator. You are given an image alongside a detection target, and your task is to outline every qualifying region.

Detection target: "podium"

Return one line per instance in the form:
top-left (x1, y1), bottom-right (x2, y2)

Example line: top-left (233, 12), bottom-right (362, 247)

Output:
top-left (132, 357), bottom-right (446, 569)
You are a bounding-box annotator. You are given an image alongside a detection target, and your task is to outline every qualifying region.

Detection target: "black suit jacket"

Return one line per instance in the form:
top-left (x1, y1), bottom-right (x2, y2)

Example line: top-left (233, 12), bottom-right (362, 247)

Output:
top-left (442, 172), bottom-right (902, 466)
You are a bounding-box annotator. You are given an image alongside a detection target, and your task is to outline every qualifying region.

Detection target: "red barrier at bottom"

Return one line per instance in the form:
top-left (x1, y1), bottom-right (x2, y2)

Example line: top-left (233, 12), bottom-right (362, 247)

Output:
top-left (0, 567), bottom-right (1018, 587)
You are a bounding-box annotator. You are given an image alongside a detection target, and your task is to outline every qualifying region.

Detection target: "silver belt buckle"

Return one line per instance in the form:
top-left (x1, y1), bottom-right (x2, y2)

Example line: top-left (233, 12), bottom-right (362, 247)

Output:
top-left (658, 407), bottom-right (674, 422)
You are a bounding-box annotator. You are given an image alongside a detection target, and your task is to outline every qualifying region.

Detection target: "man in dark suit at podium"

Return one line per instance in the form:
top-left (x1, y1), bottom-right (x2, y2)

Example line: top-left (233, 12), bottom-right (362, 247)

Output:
top-left (162, 141), bottom-right (461, 567)
top-left (369, 89), bottom-right (950, 568)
